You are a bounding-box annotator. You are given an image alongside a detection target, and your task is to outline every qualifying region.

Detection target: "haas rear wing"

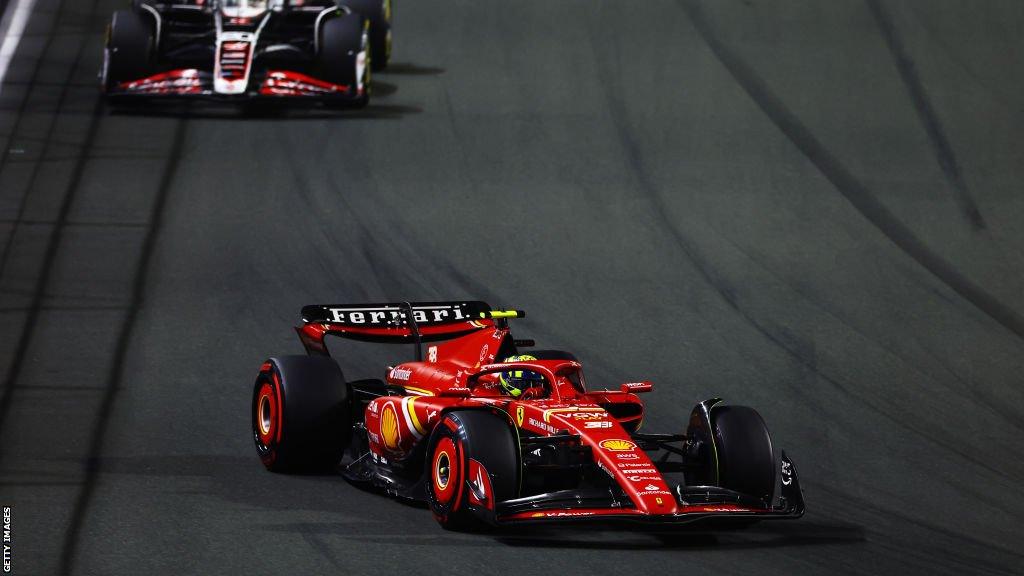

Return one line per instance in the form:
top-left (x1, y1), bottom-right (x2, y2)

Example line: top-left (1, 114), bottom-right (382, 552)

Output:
top-left (296, 301), bottom-right (525, 358)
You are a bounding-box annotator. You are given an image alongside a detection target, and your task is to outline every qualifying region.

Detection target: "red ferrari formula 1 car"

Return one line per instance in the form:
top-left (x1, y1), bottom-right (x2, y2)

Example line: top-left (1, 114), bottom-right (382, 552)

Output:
top-left (251, 301), bottom-right (804, 529)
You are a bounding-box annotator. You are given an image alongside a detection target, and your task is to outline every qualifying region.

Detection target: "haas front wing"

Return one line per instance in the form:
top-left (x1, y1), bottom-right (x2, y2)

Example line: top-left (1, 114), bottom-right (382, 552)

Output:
top-left (111, 46), bottom-right (364, 100)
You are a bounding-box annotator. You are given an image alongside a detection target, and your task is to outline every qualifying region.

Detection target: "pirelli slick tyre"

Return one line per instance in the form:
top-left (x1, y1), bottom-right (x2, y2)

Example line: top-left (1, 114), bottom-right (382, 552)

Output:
top-left (426, 410), bottom-right (520, 530)
top-left (103, 9), bottom-right (155, 92)
top-left (340, 0), bottom-right (391, 71)
top-left (252, 356), bottom-right (351, 473)
top-left (711, 405), bottom-right (776, 503)
top-left (319, 14), bottom-right (370, 108)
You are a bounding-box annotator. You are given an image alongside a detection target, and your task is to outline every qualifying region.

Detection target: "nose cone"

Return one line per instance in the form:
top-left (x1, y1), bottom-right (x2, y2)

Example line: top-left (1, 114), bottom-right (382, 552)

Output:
top-left (214, 35), bottom-right (254, 95)
top-left (545, 408), bottom-right (678, 515)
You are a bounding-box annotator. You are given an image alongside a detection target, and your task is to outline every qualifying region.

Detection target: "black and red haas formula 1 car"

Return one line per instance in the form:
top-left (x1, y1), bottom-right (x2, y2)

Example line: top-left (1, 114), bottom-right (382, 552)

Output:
top-left (251, 301), bottom-right (805, 529)
top-left (102, 0), bottom-right (392, 106)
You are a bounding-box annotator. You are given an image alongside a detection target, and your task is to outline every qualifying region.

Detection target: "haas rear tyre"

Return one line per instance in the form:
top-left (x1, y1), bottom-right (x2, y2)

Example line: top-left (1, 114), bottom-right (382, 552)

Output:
top-left (252, 356), bottom-right (351, 473)
top-left (426, 410), bottom-right (520, 530)
top-left (711, 405), bottom-right (775, 503)
top-left (103, 9), bottom-right (154, 91)
top-left (319, 14), bottom-right (370, 108)
top-left (340, 0), bottom-right (391, 71)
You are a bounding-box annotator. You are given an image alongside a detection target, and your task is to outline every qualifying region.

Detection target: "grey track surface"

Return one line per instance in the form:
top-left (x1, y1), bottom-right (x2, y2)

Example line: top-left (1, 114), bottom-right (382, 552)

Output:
top-left (2, 0), bottom-right (1024, 574)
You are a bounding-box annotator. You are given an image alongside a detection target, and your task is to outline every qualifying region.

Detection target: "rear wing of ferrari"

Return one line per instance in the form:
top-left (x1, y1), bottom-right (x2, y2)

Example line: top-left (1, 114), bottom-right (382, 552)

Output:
top-left (296, 301), bottom-right (525, 359)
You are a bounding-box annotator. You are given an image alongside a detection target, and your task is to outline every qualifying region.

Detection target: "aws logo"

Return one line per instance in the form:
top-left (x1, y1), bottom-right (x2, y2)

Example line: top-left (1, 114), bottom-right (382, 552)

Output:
top-left (380, 402), bottom-right (401, 450)
top-left (599, 439), bottom-right (636, 452)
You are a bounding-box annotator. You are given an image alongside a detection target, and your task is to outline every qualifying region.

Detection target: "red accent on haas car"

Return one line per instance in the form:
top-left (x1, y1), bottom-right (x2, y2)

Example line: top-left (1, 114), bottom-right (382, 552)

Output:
top-left (250, 301), bottom-right (805, 530)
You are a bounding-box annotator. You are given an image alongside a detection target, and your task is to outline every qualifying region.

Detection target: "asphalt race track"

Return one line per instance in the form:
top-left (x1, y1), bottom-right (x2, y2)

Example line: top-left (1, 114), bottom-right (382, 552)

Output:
top-left (2, 0), bottom-right (1024, 574)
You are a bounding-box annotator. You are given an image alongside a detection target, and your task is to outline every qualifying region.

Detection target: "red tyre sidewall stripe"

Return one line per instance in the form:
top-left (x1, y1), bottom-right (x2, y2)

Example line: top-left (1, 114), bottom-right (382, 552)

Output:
top-left (272, 371), bottom-right (284, 443)
top-left (256, 381), bottom-right (278, 445)
top-left (432, 437), bottom-right (457, 504)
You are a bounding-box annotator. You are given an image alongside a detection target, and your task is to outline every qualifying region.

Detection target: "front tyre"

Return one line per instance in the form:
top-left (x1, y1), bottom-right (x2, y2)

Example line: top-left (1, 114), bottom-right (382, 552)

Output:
top-left (426, 410), bottom-right (520, 530)
top-left (711, 405), bottom-right (776, 503)
top-left (103, 9), bottom-right (154, 93)
top-left (319, 14), bottom-right (370, 108)
top-left (252, 356), bottom-right (351, 472)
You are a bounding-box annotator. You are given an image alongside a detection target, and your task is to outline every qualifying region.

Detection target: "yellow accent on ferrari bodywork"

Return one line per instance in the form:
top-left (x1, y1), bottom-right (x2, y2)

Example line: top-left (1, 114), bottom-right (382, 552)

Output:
top-left (407, 396), bottom-right (426, 435)
top-left (481, 310), bottom-right (524, 319)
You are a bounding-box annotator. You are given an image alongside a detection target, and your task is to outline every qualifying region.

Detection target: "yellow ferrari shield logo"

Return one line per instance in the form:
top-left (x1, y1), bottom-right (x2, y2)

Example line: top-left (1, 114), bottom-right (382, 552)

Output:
top-left (516, 406), bottom-right (524, 427)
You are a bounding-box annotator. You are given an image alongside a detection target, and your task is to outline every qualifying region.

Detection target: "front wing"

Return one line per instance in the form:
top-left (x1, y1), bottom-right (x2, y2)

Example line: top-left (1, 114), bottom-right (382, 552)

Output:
top-left (106, 68), bottom-right (363, 101)
top-left (493, 453), bottom-right (805, 527)
top-left (498, 501), bottom-right (804, 526)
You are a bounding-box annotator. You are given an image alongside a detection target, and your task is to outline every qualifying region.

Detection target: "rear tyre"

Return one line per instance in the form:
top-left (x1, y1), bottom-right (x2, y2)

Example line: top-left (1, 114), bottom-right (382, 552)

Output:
top-left (426, 410), bottom-right (520, 530)
top-left (103, 9), bottom-right (155, 92)
top-left (252, 356), bottom-right (351, 473)
top-left (340, 0), bottom-right (391, 71)
top-left (319, 14), bottom-right (370, 108)
top-left (711, 405), bottom-right (775, 503)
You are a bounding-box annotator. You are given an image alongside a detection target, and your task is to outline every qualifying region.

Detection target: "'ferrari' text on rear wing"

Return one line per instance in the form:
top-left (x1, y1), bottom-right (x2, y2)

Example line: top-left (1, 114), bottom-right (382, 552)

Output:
top-left (296, 301), bottom-right (525, 358)
top-left (302, 301), bottom-right (491, 327)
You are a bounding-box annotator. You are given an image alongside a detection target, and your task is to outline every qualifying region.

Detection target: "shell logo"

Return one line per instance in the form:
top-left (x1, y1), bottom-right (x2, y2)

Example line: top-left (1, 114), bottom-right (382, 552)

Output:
top-left (599, 439), bottom-right (636, 452)
top-left (381, 402), bottom-right (400, 450)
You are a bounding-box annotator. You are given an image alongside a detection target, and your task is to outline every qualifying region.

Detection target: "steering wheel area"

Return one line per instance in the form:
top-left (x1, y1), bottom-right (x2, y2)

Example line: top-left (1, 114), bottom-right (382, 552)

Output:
top-left (518, 386), bottom-right (545, 401)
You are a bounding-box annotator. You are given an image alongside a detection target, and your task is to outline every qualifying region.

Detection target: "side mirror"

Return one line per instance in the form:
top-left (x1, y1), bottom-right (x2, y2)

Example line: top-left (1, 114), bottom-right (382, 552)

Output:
top-left (620, 381), bottom-right (653, 394)
top-left (440, 386), bottom-right (472, 398)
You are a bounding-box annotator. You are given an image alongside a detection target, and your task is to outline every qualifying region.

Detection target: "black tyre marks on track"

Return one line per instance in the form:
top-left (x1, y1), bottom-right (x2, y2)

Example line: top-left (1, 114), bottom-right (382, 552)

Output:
top-left (58, 116), bottom-right (188, 575)
top-left (677, 0), bottom-right (1024, 342)
top-left (865, 0), bottom-right (985, 230)
top-left (0, 0), bottom-right (99, 276)
top-left (0, 0), bottom-right (106, 449)
top-left (583, 8), bottom-right (1018, 487)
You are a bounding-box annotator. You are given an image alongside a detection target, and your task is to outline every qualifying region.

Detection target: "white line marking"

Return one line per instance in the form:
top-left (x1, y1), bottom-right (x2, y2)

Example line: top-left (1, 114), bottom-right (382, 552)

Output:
top-left (0, 0), bottom-right (41, 96)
